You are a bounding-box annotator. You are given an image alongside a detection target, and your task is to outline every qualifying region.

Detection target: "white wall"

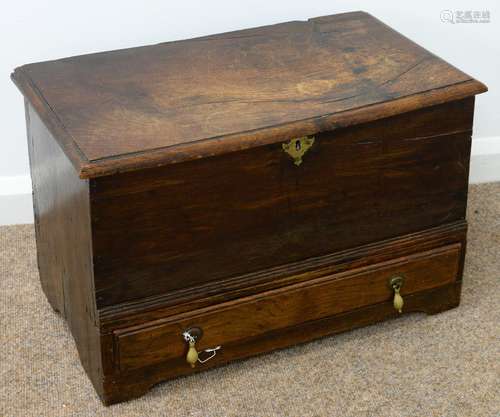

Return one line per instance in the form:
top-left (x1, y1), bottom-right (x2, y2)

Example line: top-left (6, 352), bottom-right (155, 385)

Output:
top-left (1, 0), bottom-right (499, 224)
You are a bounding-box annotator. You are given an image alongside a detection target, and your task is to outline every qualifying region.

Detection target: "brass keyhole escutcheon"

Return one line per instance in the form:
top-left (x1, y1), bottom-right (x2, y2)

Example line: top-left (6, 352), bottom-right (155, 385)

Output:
top-left (282, 136), bottom-right (315, 166)
top-left (389, 276), bottom-right (405, 313)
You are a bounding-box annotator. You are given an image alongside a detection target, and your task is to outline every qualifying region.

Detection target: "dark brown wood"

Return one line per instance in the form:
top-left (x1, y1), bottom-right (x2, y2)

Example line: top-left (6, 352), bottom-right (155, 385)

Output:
top-left (91, 99), bottom-right (473, 308)
top-left (13, 11), bottom-right (487, 406)
top-left (99, 220), bottom-right (467, 330)
top-left (102, 281), bottom-right (463, 405)
top-left (25, 103), bottom-right (105, 398)
top-left (11, 12), bottom-right (486, 178)
top-left (115, 244), bottom-right (461, 372)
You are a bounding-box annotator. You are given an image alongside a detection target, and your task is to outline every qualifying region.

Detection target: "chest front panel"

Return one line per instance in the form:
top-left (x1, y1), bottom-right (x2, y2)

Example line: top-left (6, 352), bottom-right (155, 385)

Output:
top-left (90, 98), bottom-right (473, 309)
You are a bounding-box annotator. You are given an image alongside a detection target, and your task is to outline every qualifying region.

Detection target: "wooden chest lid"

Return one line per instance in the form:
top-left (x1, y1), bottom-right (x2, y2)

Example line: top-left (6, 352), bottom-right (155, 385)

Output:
top-left (12, 11), bottom-right (486, 179)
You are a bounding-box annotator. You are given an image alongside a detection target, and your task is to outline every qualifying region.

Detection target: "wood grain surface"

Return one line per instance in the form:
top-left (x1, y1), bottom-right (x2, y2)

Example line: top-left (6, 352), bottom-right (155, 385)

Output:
top-left (14, 11), bottom-right (487, 405)
top-left (90, 99), bottom-right (473, 308)
top-left (101, 281), bottom-right (463, 405)
top-left (25, 103), bottom-right (105, 399)
top-left (11, 12), bottom-right (486, 177)
top-left (115, 244), bottom-right (461, 372)
top-left (97, 220), bottom-right (467, 330)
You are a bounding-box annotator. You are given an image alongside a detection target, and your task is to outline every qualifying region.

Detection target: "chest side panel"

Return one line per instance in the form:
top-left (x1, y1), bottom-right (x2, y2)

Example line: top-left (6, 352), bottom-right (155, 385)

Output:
top-left (90, 98), bottom-right (474, 308)
top-left (25, 103), bottom-right (104, 395)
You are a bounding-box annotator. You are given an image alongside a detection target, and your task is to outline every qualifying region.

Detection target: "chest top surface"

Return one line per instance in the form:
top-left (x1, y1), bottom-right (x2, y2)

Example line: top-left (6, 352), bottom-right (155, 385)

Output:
top-left (12, 11), bottom-right (486, 178)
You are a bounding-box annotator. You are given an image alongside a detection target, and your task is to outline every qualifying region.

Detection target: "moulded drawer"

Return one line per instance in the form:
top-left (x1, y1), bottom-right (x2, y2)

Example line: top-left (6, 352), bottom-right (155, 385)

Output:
top-left (114, 243), bottom-right (461, 373)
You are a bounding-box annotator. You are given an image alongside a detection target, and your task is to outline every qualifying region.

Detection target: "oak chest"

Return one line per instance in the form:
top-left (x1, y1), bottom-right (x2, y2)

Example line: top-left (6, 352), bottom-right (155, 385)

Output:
top-left (12, 11), bottom-right (487, 405)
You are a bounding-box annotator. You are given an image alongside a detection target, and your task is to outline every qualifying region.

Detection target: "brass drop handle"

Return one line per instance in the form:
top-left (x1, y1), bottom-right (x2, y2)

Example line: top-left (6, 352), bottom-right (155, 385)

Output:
top-left (186, 338), bottom-right (198, 368)
top-left (389, 276), bottom-right (405, 313)
top-left (183, 329), bottom-right (221, 368)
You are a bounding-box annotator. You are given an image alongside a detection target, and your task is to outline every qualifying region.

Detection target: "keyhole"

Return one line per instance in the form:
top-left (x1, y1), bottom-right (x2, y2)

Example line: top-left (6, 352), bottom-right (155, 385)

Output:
top-left (295, 140), bottom-right (301, 151)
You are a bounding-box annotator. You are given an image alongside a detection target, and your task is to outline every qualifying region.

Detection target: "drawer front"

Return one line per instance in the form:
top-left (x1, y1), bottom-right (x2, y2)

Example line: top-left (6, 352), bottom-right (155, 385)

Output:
top-left (91, 99), bottom-right (473, 308)
top-left (114, 244), bottom-right (461, 373)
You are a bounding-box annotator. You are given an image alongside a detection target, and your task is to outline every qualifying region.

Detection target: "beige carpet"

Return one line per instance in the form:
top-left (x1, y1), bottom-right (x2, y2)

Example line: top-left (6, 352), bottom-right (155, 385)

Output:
top-left (1, 183), bottom-right (499, 417)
